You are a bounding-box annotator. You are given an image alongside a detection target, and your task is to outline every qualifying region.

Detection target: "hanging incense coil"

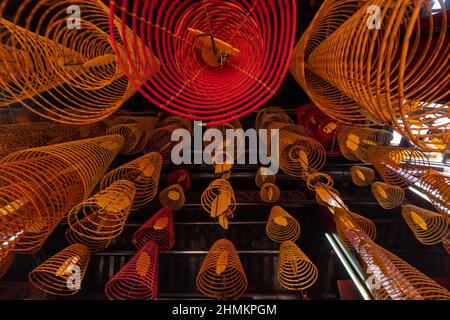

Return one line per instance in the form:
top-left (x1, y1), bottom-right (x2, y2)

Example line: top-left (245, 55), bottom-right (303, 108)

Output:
top-left (371, 182), bottom-right (405, 210)
top-left (401, 205), bottom-right (449, 246)
top-left (0, 253), bottom-right (14, 280)
top-left (29, 244), bottom-right (91, 296)
top-left (0, 0), bottom-right (158, 124)
top-left (159, 184), bottom-right (186, 210)
top-left (443, 238), bottom-right (450, 255)
top-left (291, 0), bottom-right (449, 152)
top-left (419, 172), bottom-right (450, 216)
top-left (106, 124), bottom-right (146, 156)
top-left (334, 209), bottom-right (377, 250)
top-left (315, 185), bottom-right (346, 209)
top-left (66, 180), bottom-right (136, 252)
top-left (337, 127), bottom-right (393, 163)
top-left (132, 208), bottom-right (175, 252)
top-left (255, 167), bottom-right (276, 188)
top-left (277, 241), bottom-right (318, 291)
top-left (201, 179), bottom-right (236, 229)
top-left (101, 152), bottom-right (163, 209)
top-left (350, 166), bottom-right (376, 187)
top-left (266, 206), bottom-right (300, 242)
top-left (0, 135), bottom-right (123, 256)
top-left (368, 146), bottom-right (430, 189)
top-left (205, 121), bottom-right (244, 162)
top-left (306, 171), bottom-right (334, 191)
top-left (109, 0), bottom-right (297, 125)
top-left (279, 134), bottom-right (326, 180)
top-left (105, 241), bottom-right (159, 300)
top-left (196, 239), bottom-right (248, 300)
top-left (259, 183), bottom-right (281, 204)
top-left (256, 107), bottom-right (293, 131)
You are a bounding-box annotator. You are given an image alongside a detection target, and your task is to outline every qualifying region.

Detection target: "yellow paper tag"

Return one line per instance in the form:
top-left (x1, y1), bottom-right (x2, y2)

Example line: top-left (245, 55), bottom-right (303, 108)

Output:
top-left (216, 251), bottom-right (229, 275)
top-left (136, 252), bottom-right (151, 277)
top-left (153, 217), bottom-right (169, 230)
top-left (274, 216), bottom-right (288, 227)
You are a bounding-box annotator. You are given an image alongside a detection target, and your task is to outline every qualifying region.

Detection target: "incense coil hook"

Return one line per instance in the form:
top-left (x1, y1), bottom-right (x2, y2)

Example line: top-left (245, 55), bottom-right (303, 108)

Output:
top-left (101, 152), bottom-right (163, 209)
top-left (277, 241), bottom-right (318, 291)
top-left (29, 243), bottom-right (91, 296)
top-left (105, 241), bottom-right (159, 300)
top-left (368, 146), bottom-right (430, 189)
top-left (66, 180), bottom-right (136, 252)
top-left (266, 206), bottom-right (300, 242)
top-left (159, 184), bottom-right (186, 210)
top-left (132, 208), bottom-right (175, 252)
top-left (401, 205), bottom-right (449, 246)
top-left (371, 182), bottom-right (405, 210)
top-left (350, 166), bottom-right (376, 187)
top-left (196, 239), bottom-right (248, 300)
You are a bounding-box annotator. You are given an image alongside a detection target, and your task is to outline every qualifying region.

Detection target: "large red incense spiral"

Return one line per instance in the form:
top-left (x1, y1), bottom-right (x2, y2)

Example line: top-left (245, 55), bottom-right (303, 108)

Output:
top-left (109, 0), bottom-right (297, 124)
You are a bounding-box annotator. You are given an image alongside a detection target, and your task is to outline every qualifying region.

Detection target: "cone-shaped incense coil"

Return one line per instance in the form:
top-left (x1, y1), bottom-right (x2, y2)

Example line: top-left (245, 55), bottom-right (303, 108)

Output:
top-left (266, 206), bottom-right (300, 242)
top-left (371, 182), bottom-right (405, 209)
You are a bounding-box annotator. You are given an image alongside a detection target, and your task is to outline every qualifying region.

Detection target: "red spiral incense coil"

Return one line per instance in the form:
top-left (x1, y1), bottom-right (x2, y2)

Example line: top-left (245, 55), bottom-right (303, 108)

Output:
top-left (109, 0), bottom-right (297, 124)
top-left (132, 208), bottom-right (175, 252)
top-left (166, 169), bottom-right (191, 192)
top-left (105, 241), bottom-right (159, 300)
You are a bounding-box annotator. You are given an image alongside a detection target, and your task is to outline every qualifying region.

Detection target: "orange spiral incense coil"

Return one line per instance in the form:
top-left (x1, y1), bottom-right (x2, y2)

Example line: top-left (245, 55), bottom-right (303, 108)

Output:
top-left (401, 205), bottom-right (449, 246)
top-left (259, 183), bottom-right (281, 204)
top-left (132, 208), bottom-right (175, 252)
top-left (255, 167), bottom-right (276, 188)
top-left (368, 146), bottom-right (430, 189)
top-left (66, 180), bottom-right (136, 252)
top-left (144, 125), bottom-right (182, 164)
top-left (205, 121), bottom-right (244, 162)
top-left (105, 241), bottom-right (159, 300)
top-left (292, 0), bottom-right (449, 152)
top-left (334, 209), bottom-right (377, 250)
top-left (337, 126), bottom-right (393, 163)
top-left (29, 243), bottom-right (91, 296)
top-left (255, 107), bottom-right (293, 131)
top-left (371, 182), bottom-right (405, 209)
top-left (315, 185), bottom-right (346, 209)
top-left (159, 184), bottom-right (186, 211)
top-left (101, 152), bottom-right (163, 209)
top-left (0, 0), bottom-right (159, 124)
top-left (306, 171), bottom-right (334, 191)
top-left (277, 241), bottom-right (318, 291)
top-left (443, 238), bottom-right (450, 255)
top-left (0, 253), bottom-right (14, 279)
top-left (350, 166), bottom-right (376, 187)
top-left (419, 172), bottom-right (450, 216)
top-left (279, 134), bottom-right (326, 180)
top-left (266, 206), bottom-right (300, 242)
top-left (201, 179), bottom-right (236, 230)
top-left (196, 239), bottom-right (248, 300)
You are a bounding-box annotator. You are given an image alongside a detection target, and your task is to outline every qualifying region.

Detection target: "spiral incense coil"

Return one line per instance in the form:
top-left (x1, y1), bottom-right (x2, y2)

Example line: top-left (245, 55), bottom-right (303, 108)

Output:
top-left (350, 166), bottom-right (376, 187)
top-left (132, 208), bottom-right (175, 252)
top-left (334, 209), bottom-right (377, 250)
top-left (159, 184), bottom-right (186, 211)
top-left (166, 169), bottom-right (191, 192)
top-left (371, 182), bottom-right (405, 210)
top-left (0, 0), bottom-right (159, 124)
top-left (255, 107), bottom-right (293, 131)
top-left (292, 0), bottom-right (450, 152)
top-left (205, 121), bottom-right (244, 161)
top-left (401, 205), bottom-right (449, 246)
top-left (306, 171), bottom-right (334, 191)
top-left (315, 186), bottom-right (346, 209)
top-left (196, 239), bottom-right (247, 300)
top-left (109, 0), bottom-right (297, 125)
top-left (277, 241), bottom-right (318, 291)
top-left (201, 179), bottom-right (236, 229)
top-left (368, 146), bottom-right (430, 189)
top-left (66, 180), bottom-right (136, 252)
top-left (296, 103), bottom-right (341, 156)
top-left (0, 253), bottom-right (14, 280)
top-left (0, 135), bottom-right (123, 256)
top-left (255, 167), bottom-right (276, 188)
top-left (144, 125), bottom-right (182, 164)
top-left (106, 123), bottom-right (146, 156)
top-left (419, 172), bottom-right (450, 216)
top-left (337, 126), bottom-right (393, 163)
top-left (101, 152), bottom-right (163, 209)
top-left (105, 241), bottom-right (159, 300)
top-left (259, 183), bottom-right (281, 204)
top-left (266, 206), bottom-right (300, 242)
top-left (29, 244), bottom-right (91, 296)
top-left (279, 134), bottom-right (326, 180)
top-left (334, 208), bottom-right (450, 300)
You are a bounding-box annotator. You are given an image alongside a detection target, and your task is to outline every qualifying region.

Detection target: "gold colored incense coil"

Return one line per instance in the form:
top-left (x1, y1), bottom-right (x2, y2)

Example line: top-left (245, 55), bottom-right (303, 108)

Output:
top-left (335, 211), bottom-right (377, 250)
top-left (196, 239), bottom-right (248, 300)
top-left (350, 166), bottom-right (376, 187)
top-left (368, 146), bottom-right (430, 189)
top-left (306, 171), bottom-right (334, 191)
top-left (266, 206), bottom-right (300, 242)
top-left (29, 243), bottom-right (91, 296)
top-left (101, 152), bottom-right (162, 209)
top-left (371, 182), bottom-right (405, 210)
top-left (259, 183), bottom-right (281, 204)
top-left (255, 107), bottom-right (293, 131)
top-left (144, 124), bottom-right (182, 164)
top-left (401, 205), bottom-right (449, 246)
top-left (201, 179), bottom-right (236, 219)
top-left (277, 241), bottom-right (318, 291)
top-left (66, 180), bottom-right (136, 252)
top-left (419, 172), bottom-right (450, 216)
top-left (159, 184), bottom-right (186, 210)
